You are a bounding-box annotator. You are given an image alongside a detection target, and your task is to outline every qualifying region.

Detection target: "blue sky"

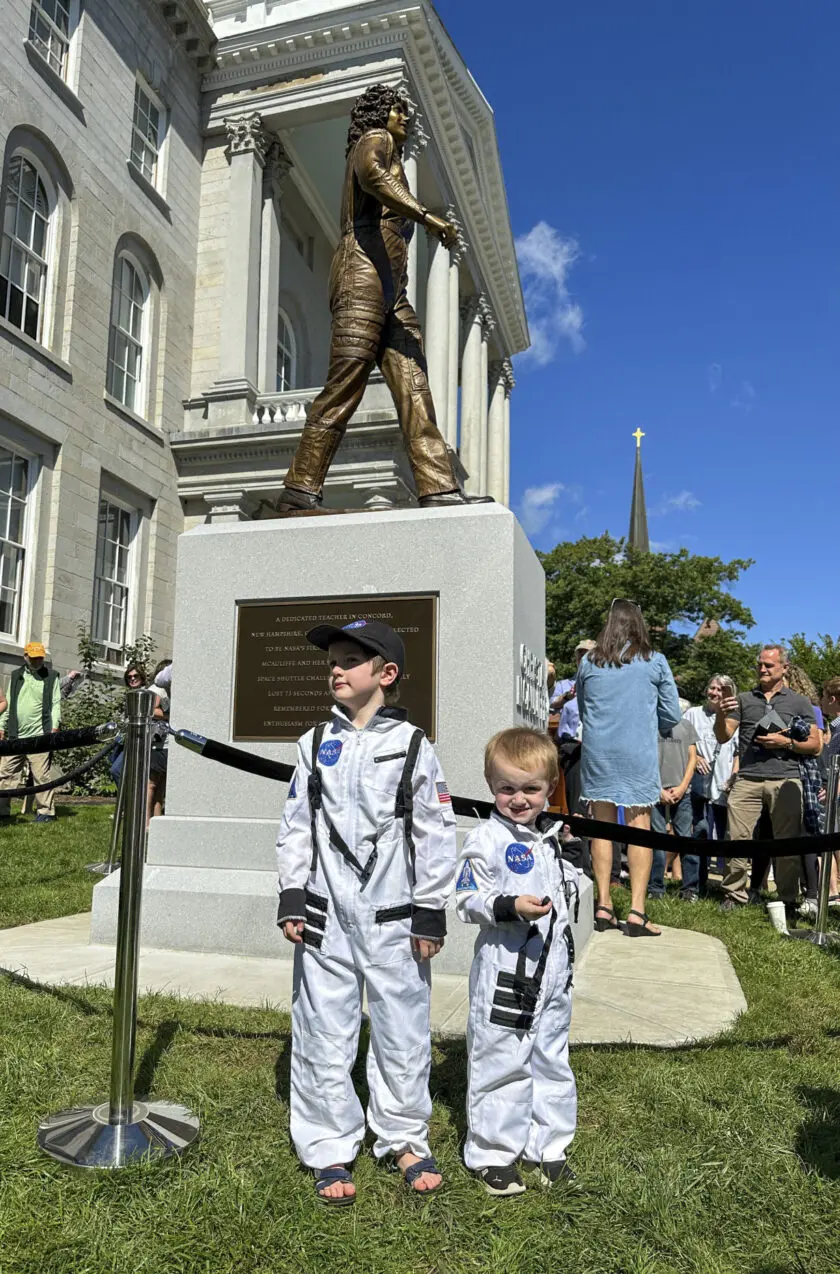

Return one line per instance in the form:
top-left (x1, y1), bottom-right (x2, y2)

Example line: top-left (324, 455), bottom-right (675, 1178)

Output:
top-left (437, 0), bottom-right (840, 645)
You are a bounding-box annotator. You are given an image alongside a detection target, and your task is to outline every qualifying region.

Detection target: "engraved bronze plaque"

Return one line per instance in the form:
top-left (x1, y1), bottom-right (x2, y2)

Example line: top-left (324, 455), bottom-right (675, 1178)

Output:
top-left (233, 595), bottom-right (438, 742)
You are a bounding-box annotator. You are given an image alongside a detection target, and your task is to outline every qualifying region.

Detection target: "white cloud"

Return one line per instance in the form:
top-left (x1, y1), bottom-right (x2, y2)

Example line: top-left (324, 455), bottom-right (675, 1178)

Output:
top-left (514, 222), bottom-right (585, 366)
top-left (518, 482), bottom-right (566, 536)
top-left (652, 490), bottom-right (701, 516)
top-left (731, 380), bottom-right (756, 411)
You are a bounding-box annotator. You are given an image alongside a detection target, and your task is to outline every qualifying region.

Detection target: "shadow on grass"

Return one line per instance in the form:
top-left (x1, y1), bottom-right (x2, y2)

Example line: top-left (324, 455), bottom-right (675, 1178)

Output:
top-left (794, 1086), bottom-right (840, 1180)
top-left (135, 1019), bottom-right (181, 1097)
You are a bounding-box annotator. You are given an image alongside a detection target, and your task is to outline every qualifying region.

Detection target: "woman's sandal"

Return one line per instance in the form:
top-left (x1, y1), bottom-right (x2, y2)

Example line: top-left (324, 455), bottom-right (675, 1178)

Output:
top-left (390, 1154), bottom-right (443, 1195)
top-left (594, 904), bottom-right (622, 933)
top-left (625, 908), bottom-right (660, 938)
top-left (314, 1165), bottom-right (356, 1207)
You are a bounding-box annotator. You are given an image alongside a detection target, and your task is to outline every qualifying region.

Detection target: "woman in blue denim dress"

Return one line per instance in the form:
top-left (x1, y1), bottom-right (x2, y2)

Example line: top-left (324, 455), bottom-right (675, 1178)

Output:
top-left (576, 600), bottom-right (681, 937)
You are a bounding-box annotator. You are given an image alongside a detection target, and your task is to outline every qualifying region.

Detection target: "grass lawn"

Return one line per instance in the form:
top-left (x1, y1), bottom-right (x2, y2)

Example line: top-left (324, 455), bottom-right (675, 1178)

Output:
top-left (1, 808), bottom-right (840, 1273)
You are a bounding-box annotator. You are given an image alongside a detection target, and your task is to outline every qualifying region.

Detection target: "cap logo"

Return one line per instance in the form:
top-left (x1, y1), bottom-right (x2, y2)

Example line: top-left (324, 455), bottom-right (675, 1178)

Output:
top-left (343, 620), bottom-right (367, 629)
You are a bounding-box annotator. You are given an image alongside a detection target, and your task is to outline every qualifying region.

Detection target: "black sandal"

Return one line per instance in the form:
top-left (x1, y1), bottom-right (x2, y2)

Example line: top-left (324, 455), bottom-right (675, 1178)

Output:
top-left (314, 1165), bottom-right (356, 1207)
top-left (594, 904), bottom-right (621, 933)
top-left (625, 908), bottom-right (660, 938)
top-left (389, 1153), bottom-right (443, 1195)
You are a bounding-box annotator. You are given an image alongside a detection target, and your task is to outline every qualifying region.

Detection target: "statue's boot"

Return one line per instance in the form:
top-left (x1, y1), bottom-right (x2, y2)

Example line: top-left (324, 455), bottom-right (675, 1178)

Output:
top-left (276, 424), bottom-right (344, 510)
top-left (418, 491), bottom-right (495, 508)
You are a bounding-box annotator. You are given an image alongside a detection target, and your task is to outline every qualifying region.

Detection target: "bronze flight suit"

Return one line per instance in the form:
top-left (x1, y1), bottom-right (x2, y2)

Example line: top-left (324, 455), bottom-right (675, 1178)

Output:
top-left (282, 128), bottom-right (458, 502)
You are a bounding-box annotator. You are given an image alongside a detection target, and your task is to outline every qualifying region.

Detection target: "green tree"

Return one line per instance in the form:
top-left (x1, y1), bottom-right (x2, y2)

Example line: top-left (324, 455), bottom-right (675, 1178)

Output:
top-left (540, 534), bottom-right (757, 701)
top-left (59, 624), bottom-right (157, 794)
top-left (783, 633), bottom-right (840, 690)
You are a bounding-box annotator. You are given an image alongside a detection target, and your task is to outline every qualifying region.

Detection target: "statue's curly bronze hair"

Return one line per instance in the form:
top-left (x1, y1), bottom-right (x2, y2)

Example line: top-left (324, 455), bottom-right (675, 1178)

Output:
top-left (346, 84), bottom-right (410, 156)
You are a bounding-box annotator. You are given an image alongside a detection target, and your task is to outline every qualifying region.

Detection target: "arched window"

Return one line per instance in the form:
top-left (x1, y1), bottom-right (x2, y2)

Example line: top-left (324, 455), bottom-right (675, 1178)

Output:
top-left (276, 307), bottom-right (296, 392)
top-left (0, 154), bottom-right (52, 343)
top-left (107, 254), bottom-right (149, 413)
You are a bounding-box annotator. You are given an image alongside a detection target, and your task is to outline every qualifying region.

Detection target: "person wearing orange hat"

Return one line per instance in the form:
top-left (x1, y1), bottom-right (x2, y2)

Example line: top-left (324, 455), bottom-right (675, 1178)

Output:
top-left (0, 640), bottom-right (61, 822)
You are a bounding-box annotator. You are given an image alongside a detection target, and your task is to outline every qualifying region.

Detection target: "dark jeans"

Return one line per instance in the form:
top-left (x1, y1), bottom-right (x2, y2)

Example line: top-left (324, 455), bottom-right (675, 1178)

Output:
top-left (649, 792), bottom-right (700, 896)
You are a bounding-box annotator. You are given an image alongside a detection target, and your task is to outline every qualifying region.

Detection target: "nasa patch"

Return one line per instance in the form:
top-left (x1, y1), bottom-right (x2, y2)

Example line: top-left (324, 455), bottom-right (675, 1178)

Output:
top-left (456, 859), bottom-right (478, 892)
top-left (343, 620), bottom-right (367, 629)
top-left (317, 738), bottom-right (343, 766)
top-left (505, 842), bottom-right (534, 875)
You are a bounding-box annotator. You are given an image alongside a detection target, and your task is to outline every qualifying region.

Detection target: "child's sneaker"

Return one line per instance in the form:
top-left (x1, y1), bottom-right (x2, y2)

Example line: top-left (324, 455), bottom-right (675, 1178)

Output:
top-left (476, 1164), bottom-right (526, 1197)
top-left (523, 1157), bottom-right (577, 1188)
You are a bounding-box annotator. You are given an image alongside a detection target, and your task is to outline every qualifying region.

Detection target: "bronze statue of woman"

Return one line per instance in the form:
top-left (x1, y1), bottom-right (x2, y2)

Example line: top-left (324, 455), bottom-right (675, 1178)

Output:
top-left (276, 84), bottom-right (491, 511)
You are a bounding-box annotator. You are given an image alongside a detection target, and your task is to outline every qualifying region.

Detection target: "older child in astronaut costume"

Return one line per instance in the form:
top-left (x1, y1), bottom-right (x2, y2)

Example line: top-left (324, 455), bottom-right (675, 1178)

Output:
top-left (456, 727), bottom-right (580, 1197)
top-left (276, 619), bottom-right (457, 1206)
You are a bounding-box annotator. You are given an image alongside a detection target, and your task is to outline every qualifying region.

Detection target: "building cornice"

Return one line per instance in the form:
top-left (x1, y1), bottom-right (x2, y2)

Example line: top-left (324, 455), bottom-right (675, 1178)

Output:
top-left (156, 0), bottom-right (217, 70)
top-left (200, 1), bottom-right (528, 355)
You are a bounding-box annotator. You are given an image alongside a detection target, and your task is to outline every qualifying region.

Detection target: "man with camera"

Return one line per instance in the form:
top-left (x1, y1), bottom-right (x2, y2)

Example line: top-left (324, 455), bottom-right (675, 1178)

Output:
top-left (713, 645), bottom-right (822, 913)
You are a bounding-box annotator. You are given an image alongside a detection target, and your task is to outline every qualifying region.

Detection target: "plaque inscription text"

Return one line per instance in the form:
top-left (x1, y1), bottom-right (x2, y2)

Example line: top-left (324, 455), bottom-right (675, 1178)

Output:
top-left (233, 595), bottom-right (438, 742)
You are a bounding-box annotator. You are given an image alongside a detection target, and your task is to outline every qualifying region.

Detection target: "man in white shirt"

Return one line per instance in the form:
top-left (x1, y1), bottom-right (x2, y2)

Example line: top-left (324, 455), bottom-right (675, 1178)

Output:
top-left (684, 677), bottom-right (739, 894)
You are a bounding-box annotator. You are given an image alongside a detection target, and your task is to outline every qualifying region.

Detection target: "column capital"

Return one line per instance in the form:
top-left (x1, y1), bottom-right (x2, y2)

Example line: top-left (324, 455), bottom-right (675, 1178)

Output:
top-left (398, 79), bottom-right (430, 159)
top-left (446, 205), bottom-right (469, 264)
top-left (263, 136), bottom-right (293, 198)
top-left (224, 113), bottom-right (273, 166)
top-left (477, 295), bottom-right (495, 339)
top-left (460, 293), bottom-right (494, 336)
top-left (501, 357), bottom-right (516, 393)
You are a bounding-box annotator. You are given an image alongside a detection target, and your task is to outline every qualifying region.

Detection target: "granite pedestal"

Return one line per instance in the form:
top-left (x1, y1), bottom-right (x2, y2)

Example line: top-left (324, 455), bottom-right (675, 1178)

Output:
top-left (91, 504), bottom-right (593, 969)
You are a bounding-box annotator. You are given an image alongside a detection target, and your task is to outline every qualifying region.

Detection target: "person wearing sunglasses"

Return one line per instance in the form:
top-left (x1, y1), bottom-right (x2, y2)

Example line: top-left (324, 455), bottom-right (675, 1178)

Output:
top-left (575, 599), bottom-right (682, 936)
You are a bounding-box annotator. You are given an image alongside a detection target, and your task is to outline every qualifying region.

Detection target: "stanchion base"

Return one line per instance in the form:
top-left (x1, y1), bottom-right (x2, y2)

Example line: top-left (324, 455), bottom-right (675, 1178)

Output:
top-left (37, 1100), bottom-right (199, 1168)
top-left (786, 928), bottom-right (840, 948)
top-left (85, 861), bottom-right (118, 875)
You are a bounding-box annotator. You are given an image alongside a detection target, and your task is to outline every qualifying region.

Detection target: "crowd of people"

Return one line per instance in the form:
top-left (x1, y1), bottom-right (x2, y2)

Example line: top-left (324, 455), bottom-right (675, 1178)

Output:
top-left (0, 642), bottom-right (172, 828)
top-left (548, 603), bottom-right (840, 928)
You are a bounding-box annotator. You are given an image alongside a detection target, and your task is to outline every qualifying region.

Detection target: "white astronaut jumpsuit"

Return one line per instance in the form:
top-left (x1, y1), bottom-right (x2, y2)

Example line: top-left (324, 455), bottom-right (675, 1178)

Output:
top-left (276, 705), bottom-right (457, 1170)
top-left (456, 811), bottom-right (579, 1169)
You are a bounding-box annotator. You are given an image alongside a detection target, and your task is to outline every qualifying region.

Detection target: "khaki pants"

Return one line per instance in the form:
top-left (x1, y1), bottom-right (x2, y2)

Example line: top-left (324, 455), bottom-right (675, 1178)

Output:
top-left (0, 750), bottom-right (56, 818)
top-left (723, 776), bottom-right (803, 903)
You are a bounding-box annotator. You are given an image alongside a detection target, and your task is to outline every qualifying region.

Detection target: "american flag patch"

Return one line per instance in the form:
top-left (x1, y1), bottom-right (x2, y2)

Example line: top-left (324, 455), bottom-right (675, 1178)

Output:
top-left (436, 781), bottom-right (451, 804)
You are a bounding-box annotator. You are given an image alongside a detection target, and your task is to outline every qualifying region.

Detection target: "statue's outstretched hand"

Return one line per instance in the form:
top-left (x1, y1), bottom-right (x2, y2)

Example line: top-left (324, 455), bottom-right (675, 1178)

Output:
top-left (425, 213), bottom-right (458, 250)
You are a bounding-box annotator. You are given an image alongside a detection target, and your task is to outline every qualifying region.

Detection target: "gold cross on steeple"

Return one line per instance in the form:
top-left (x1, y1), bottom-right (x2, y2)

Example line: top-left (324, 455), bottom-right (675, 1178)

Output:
top-left (633, 428), bottom-right (645, 449)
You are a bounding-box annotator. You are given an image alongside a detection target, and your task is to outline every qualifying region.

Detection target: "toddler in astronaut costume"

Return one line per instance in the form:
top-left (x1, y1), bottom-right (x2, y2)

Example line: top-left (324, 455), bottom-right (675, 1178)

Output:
top-left (276, 619), bottom-right (457, 1206)
top-left (456, 727), bottom-right (580, 1197)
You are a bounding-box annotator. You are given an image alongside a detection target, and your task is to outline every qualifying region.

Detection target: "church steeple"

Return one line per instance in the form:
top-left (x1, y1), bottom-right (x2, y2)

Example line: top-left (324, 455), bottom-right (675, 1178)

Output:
top-left (628, 428), bottom-right (650, 552)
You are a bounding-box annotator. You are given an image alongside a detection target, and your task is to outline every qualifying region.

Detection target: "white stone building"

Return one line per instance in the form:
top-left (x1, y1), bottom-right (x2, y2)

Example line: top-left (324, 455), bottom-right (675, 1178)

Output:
top-left (0, 0), bottom-right (527, 680)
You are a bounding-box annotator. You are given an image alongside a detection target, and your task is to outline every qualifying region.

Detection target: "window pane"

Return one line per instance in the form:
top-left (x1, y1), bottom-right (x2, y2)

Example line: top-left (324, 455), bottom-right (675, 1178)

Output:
top-left (0, 448), bottom-right (12, 495)
top-left (0, 590), bottom-right (14, 637)
top-left (7, 500), bottom-right (24, 544)
top-left (11, 455), bottom-right (28, 499)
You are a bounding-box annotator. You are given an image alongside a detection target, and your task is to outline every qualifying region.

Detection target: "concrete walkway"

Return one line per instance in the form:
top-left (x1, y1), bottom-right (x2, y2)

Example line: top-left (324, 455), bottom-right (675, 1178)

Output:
top-left (0, 913), bottom-right (746, 1046)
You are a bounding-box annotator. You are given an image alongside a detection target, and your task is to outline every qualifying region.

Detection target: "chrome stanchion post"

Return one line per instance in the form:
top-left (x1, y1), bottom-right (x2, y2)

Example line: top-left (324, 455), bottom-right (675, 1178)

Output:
top-left (813, 754), bottom-right (840, 947)
top-left (788, 753), bottom-right (840, 948)
top-left (38, 690), bottom-right (200, 1168)
top-left (86, 752), bottom-right (126, 876)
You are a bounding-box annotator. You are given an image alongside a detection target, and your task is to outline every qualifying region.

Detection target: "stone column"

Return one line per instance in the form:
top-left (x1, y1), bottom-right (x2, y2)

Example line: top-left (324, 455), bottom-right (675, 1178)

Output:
top-left (477, 299), bottom-right (495, 494)
top-left (216, 115), bottom-right (272, 396)
top-left (502, 359), bottom-right (515, 507)
top-left (487, 362), bottom-right (507, 504)
top-left (425, 229), bottom-right (451, 445)
top-left (400, 92), bottom-right (428, 313)
top-left (257, 137), bottom-right (293, 392)
top-left (459, 296), bottom-right (484, 493)
top-left (447, 213), bottom-right (467, 451)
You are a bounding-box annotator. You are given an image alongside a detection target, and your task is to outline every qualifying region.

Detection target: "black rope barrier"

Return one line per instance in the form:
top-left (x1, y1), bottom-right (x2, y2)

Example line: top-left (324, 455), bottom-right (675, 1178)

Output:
top-left (0, 724), bottom-right (116, 757)
top-left (0, 739), bottom-right (119, 799)
top-left (172, 727), bottom-right (840, 860)
top-left (173, 729), bottom-right (294, 783)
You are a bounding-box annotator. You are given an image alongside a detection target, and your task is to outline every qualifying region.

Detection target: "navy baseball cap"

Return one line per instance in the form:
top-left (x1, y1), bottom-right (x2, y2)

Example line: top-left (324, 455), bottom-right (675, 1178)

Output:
top-left (306, 618), bottom-right (405, 675)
